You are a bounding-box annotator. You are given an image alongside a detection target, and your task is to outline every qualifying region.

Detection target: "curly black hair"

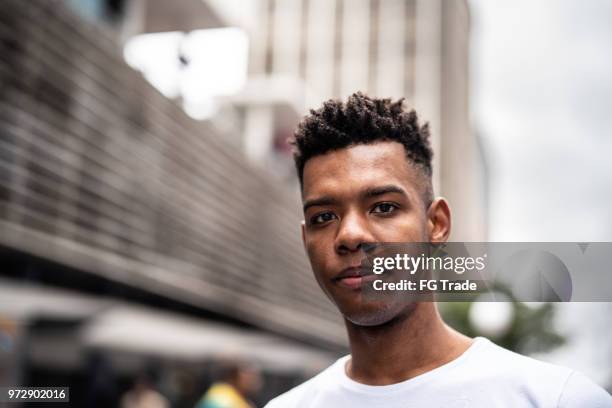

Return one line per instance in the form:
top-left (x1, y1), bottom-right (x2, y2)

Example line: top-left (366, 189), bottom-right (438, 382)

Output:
top-left (292, 92), bottom-right (434, 202)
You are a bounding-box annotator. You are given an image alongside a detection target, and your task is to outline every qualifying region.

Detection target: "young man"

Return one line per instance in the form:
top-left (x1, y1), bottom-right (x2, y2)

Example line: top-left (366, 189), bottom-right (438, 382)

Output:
top-left (265, 93), bottom-right (612, 407)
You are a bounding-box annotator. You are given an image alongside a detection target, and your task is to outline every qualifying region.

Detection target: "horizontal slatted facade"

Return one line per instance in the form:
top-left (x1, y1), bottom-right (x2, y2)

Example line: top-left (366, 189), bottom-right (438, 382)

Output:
top-left (0, 0), bottom-right (345, 349)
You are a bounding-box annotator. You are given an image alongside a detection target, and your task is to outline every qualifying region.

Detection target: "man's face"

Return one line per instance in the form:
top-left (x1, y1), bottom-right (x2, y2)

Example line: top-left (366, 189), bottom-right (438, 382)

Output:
top-left (301, 141), bottom-right (433, 326)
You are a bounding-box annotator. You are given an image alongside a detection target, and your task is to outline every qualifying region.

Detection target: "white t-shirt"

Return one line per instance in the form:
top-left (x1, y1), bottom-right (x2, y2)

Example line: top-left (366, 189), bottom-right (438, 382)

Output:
top-left (265, 337), bottom-right (612, 407)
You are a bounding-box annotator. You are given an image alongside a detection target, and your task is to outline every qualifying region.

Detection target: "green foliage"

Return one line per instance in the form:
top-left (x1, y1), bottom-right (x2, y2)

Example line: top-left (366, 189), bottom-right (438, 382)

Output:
top-left (439, 300), bottom-right (565, 355)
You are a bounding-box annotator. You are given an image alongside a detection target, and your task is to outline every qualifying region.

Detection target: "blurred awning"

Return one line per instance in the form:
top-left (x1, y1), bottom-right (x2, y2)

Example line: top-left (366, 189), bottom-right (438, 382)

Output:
top-left (81, 305), bottom-right (337, 373)
top-left (0, 279), bottom-right (337, 374)
top-left (0, 278), bottom-right (111, 321)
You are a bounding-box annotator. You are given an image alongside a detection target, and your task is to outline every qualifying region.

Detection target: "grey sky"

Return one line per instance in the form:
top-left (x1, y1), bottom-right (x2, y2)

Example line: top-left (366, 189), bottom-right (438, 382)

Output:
top-left (469, 0), bottom-right (612, 242)
top-left (469, 0), bottom-right (612, 385)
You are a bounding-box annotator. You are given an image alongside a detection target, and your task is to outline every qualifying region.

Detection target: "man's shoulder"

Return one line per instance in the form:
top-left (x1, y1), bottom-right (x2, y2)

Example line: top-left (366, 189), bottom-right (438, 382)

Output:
top-left (264, 356), bottom-right (347, 408)
top-left (264, 377), bottom-right (315, 408)
top-left (474, 337), bottom-right (573, 377)
top-left (558, 370), bottom-right (612, 407)
top-left (471, 338), bottom-right (612, 405)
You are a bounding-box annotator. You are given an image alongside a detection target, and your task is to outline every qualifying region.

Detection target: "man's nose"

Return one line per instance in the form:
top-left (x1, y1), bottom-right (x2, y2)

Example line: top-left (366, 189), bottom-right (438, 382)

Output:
top-left (334, 212), bottom-right (374, 254)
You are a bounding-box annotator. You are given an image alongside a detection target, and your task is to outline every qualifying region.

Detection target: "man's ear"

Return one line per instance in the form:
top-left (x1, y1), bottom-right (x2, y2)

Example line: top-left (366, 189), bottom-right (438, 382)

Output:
top-left (427, 198), bottom-right (451, 243)
top-left (301, 220), bottom-right (306, 248)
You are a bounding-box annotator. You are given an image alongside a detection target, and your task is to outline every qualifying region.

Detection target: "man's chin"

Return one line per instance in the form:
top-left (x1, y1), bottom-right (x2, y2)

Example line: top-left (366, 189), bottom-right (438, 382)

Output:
top-left (341, 301), bottom-right (418, 327)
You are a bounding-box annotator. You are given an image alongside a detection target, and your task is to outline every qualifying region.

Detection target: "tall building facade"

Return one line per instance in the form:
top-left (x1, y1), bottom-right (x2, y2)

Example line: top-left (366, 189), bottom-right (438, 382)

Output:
top-left (249, 0), bottom-right (416, 103)
top-left (226, 0), bottom-right (485, 240)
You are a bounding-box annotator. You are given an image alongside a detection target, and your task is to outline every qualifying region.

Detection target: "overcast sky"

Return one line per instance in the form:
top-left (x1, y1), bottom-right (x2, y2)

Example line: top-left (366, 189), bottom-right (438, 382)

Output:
top-left (469, 0), bottom-right (612, 384)
top-left (469, 0), bottom-right (612, 242)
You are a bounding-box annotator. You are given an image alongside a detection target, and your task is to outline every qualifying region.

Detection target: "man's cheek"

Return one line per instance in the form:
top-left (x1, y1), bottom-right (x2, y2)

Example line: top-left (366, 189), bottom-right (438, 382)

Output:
top-left (305, 242), bottom-right (332, 279)
top-left (304, 240), bottom-right (316, 265)
top-left (305, 239), bottom-right (324, 262)
top-left (310, 265), bottom-right (336, 302)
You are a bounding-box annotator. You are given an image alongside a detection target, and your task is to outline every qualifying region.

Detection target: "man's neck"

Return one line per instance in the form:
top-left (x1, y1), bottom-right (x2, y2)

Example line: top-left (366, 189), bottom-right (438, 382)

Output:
top-left (344, 302), bottom-right (473, 385)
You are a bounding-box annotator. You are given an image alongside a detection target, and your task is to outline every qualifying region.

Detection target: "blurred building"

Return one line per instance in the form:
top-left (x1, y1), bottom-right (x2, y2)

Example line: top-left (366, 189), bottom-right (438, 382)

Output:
top-left (64, 0), bottom-right (226, 36)
top-left (0, 0), bottom-right (341, 404)
top-left (212, 0), bottom-right (487, 240)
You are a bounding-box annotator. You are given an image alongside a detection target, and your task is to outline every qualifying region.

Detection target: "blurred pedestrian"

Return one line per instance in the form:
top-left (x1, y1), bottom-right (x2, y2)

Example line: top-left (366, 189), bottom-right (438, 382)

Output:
top-left (86, 353), bottom-right (119, 408)
top-left (120, 373), bottom-right (170, 408)
top-left (195, 361), bottom-right (261, 408)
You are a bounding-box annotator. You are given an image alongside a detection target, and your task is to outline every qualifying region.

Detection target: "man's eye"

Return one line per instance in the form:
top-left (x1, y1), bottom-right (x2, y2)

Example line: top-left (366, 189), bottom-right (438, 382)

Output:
top-left (311, 212), bottom-right (336, 225)
top-left (372, 203), bottom-right (397, 214)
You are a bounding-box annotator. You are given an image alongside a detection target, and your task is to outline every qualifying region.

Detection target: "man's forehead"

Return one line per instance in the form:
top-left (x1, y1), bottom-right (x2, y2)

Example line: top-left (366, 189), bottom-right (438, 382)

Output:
top-left (301, 142), bottom-right (422, 199)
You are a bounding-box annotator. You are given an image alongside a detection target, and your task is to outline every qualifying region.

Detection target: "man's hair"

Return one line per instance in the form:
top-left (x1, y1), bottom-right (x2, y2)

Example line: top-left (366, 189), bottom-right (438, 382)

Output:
top-left (291, 92), bottom-right (434, 203)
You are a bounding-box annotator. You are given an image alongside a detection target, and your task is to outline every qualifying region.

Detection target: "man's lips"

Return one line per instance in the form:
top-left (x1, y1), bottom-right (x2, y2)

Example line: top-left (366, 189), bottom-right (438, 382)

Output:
top-left (333, 266), bottom-right (377, 289)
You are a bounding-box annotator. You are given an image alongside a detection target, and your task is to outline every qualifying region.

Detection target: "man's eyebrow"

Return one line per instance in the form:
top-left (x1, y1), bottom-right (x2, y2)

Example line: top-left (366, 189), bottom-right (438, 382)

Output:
top-left (302, 196), bottom-right (337, 213)
top-left (362, 185), bottom-right (408, 199)
top-left (303, 185), bottom-right (407, 213)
